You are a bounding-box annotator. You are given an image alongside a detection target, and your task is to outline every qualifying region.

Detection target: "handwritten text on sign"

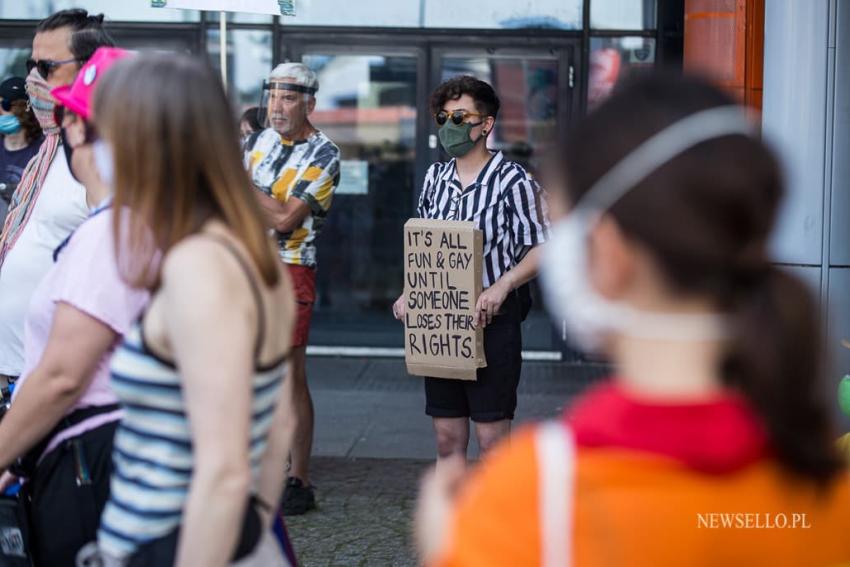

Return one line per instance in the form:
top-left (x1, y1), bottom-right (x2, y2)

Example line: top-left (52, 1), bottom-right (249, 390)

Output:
top-left (403, 219), bottom-right (485, 381)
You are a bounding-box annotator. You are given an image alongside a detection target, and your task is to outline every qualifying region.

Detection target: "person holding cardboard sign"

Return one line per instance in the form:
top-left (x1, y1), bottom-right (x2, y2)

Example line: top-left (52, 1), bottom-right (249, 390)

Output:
top-left (394, 76), bottom-right (549, 461)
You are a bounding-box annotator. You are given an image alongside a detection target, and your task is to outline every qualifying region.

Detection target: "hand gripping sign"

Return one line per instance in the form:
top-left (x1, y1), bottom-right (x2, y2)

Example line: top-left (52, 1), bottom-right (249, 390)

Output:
top-left (403, 219), bottom-right (487, 381)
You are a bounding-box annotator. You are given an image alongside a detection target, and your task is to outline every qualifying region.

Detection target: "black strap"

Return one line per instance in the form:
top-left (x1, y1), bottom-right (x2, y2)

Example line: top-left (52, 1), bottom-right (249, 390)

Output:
top-left (11, 404), bottom-right (121, 478)
top-left (202, 234), bottom-right (267, 361)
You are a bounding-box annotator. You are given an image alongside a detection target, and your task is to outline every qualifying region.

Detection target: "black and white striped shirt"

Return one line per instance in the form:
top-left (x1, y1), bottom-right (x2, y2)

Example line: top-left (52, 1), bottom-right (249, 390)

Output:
top-left (416, 151), bottom-right (549, 288)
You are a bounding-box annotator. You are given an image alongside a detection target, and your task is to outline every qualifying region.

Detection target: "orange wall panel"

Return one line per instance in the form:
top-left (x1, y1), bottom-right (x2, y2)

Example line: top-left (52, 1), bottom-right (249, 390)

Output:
top-left (684, 0), bottom-right (764, 110)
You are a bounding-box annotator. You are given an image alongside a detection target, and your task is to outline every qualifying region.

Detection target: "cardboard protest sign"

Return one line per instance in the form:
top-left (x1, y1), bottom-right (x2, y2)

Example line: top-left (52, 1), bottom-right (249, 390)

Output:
top-left (151, 0), bottom-right (294, 16)
top-left (403, 219), bottom-right (486, 381)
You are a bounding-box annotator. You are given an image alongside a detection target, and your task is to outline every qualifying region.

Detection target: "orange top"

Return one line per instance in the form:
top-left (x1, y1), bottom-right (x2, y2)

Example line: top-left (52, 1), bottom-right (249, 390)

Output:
top-left (433, 384), bottom-right (850, 567)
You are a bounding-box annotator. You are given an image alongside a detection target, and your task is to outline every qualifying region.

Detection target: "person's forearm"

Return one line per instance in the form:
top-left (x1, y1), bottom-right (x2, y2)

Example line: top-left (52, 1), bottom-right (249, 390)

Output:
top-left (0, 365), bottom-right (89, 470)
top-left (176, 467), bottom-right (251, 567)
top-left (253, 190), bottom-right (303, 233)
top-left (498, 246), bottom-right (541, 291)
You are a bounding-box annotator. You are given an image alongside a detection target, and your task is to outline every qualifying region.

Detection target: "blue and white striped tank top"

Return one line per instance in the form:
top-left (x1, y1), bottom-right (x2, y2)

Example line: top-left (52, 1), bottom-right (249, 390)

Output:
top-left (98, 237), bottom-right (287, 559)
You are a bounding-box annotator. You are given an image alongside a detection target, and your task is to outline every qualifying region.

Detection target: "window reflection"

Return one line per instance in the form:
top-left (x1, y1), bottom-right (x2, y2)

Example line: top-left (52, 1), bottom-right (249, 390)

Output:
top-left (588, 37), bottom-right (655, 109)
top-left (0, 0), bottom-right (199, 21)
top-left (207, 29), bottom-right (273, 110)
top-left (440, 55), bottom-right (559, 350)
top-left (0, 47), bottom-right (30, 79)
top-left (425, 0), bottom-right (581, 29)
top-left (441, 57), bottom-right (558, 171)
top-left (302, 54), bottom-right (419, 347)
top-left (591, 0), bottom-right (657, 30)
top-left (288, 0), bottom-right (420, 27)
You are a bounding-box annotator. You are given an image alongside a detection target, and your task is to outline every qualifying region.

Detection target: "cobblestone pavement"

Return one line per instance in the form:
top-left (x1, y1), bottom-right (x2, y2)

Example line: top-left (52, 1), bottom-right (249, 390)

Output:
top-left (283, 359), bottom-right (609, 566)
top-left (285, 457), bottom-right (428, 567)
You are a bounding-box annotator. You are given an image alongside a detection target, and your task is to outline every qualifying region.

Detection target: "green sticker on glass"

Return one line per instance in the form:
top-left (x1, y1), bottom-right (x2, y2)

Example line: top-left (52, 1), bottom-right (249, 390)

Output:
top-left (279, 0), bottom-right (295, 16)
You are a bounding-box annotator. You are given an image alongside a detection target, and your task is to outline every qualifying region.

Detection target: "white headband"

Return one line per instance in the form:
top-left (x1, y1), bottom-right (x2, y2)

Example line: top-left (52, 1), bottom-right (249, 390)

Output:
top-left (577, 105), bottom-right (755, 214)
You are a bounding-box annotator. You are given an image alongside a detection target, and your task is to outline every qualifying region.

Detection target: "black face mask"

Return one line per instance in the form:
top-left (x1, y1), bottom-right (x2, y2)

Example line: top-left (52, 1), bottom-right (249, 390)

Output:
top-left (59, 126), bottom-right (79, 183)
top-left (59, 122), bottom-right (98, 184)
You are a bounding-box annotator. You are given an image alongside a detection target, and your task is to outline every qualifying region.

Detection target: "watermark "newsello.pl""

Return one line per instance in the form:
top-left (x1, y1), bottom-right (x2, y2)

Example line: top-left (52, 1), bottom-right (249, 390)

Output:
top-left (697, 513), bottom-right (811, 529)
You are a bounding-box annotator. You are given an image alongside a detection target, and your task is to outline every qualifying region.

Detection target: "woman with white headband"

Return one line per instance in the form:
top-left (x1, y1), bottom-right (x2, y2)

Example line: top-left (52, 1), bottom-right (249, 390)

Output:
top-left (415, 72), bottom-right (850, 566)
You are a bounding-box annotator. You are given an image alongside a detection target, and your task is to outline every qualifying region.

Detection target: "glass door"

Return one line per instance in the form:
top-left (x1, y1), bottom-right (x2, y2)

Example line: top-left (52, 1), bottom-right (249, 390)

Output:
top-left (431, 45), bottom-right (578, 353)
top-left (287, 44), bottom-right (427, 348)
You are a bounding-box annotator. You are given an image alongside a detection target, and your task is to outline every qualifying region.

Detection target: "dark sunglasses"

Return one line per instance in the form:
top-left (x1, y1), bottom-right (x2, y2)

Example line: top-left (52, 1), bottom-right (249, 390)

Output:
top-left (26, 57), bottom-right (79, 80)
top-left (434, 109), bottom-right (486, 126)
top-left (0, 99), bottom-right (11, 112)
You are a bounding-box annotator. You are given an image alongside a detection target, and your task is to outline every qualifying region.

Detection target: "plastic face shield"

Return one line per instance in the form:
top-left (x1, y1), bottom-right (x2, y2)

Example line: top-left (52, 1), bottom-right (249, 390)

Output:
top-left (258, 80), bottom-right (317, 128)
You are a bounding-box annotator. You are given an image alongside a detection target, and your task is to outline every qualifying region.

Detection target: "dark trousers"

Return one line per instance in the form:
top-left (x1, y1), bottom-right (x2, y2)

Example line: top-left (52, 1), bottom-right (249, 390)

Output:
top-left (28, 421), bottom-right (117, 567)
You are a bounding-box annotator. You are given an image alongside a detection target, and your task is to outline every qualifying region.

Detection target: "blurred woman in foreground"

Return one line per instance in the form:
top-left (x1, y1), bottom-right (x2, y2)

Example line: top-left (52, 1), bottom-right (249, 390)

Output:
top-left (94, 54), bottom-right (295, 567)
top-left (417, 73), bottom-right (850, 566)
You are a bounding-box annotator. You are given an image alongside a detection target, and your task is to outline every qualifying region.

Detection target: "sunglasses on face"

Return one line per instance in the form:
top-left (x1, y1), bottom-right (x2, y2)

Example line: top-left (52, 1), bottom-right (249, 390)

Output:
top-left (26, 57), bottom-right (79, 80)
top-left (434, 109), bottom-right (486, 126)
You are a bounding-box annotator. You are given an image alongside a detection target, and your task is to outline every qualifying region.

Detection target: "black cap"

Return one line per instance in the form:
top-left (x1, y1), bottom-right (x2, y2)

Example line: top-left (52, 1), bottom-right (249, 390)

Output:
top-left (0, 77), bottom-right (27, 104)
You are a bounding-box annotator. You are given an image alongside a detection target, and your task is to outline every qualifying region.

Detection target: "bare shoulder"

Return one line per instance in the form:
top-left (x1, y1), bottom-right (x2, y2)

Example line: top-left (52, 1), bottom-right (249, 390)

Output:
top-left (160, 235), bottom-right (251, 301)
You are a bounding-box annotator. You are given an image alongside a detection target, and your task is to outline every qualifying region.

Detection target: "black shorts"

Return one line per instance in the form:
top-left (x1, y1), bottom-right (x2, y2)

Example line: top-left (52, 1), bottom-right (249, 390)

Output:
top-left (424, 292), bottom-right (523, 423)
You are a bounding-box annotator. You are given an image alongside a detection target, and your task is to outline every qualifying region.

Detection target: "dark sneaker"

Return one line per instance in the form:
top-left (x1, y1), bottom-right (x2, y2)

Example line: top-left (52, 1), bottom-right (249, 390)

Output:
top-left (281, 476), bottom-right (316, 516)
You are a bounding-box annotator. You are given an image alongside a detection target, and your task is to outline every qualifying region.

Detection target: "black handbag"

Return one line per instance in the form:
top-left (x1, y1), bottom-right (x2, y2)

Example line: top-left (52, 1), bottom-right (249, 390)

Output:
top-left (0, 493), bottom-right (32, 567)
top-left (127, 496), bottom-right (264, 567)
top-left (10, 404), bottom-right (120, 480)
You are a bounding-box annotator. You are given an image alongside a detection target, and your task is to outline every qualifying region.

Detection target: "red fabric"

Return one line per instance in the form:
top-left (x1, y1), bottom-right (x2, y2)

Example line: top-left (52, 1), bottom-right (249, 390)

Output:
top-left (287, 263), bottom-right (315, 348)
top-left (566, 380), bottom-right (770, 474)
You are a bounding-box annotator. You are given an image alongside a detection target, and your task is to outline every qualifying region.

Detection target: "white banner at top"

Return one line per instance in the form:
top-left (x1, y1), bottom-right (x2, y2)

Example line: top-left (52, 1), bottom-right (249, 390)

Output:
top-left (151, 0), bottom-right (294, 16)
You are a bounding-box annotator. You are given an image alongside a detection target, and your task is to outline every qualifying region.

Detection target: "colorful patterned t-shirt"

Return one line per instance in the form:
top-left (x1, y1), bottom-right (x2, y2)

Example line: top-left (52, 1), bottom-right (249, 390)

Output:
top-left (244, 128), bottom-right (340, 267)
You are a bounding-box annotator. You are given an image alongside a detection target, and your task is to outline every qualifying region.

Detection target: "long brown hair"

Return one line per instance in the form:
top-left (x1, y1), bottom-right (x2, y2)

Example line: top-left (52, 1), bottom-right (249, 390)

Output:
top-left (558, 72), bottom-right (842, 483)
top-left (10, 100), bottom-right (42, 145)
top-left (94, 54), bottom-right (280, 289)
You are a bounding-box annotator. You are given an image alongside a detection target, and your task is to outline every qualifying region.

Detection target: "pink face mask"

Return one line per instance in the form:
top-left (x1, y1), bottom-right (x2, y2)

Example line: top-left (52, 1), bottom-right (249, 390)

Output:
top-left (25, 68), bottom-right (59, 133)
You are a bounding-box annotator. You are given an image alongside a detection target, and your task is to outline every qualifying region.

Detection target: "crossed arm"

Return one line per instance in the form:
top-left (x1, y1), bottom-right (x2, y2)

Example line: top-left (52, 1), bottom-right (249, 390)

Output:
top-left (253, 190), bottom-right (311, 234)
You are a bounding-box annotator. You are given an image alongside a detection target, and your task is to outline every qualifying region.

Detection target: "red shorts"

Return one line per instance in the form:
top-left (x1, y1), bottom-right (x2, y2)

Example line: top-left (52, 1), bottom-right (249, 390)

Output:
top-left (286, 264), bottom-right (316, 348)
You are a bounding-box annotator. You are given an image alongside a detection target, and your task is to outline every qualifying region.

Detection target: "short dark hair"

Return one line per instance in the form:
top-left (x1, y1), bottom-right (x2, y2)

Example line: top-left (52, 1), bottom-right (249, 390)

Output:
top-left (240, 106), bottom-right (262, 132)
top-left (69, 28), bottom-right (116, 62)
top-left (430, 75), bottom-right (500, 119)
top-left (36, 9), bottom-right (114, 63)
top-left (36, 8), bottom-right (104, 33)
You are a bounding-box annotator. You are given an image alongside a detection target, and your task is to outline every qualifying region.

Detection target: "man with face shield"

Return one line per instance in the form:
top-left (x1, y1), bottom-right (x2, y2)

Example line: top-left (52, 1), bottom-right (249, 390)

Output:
top-left (244, 62), bottom-right (340, 516)
top-left (0, 9), bottom-right (114, 389)
top-left (394, 76), bottom-right (549, 464)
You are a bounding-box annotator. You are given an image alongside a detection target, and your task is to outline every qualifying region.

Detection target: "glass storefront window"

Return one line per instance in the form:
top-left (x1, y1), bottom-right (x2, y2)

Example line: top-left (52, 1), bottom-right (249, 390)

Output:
top-left (425, 0), bottom-right (582, 30)
top-left (0, 1), bottom-right (200, 21)
top-left (207, 29), bottom-right (273, 111)
top-left (588, 36), bottom-right (655, 109)
top-left (0, 43), bottom-right (31, 80)
top-left (207, 11), bottom-right (273, 23)
top-left (440, 56), bottom-right (559, 171)
top-left (591, 0), bottom-right (657, 30)
top-left (439, 54), bottom-right (560, 351)
top-left (287, 0), bottom-right (581, 29)
top-left (298, 53), bottom-right (418, 347)
top-left (287, 0), bottom-right (420, 27)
